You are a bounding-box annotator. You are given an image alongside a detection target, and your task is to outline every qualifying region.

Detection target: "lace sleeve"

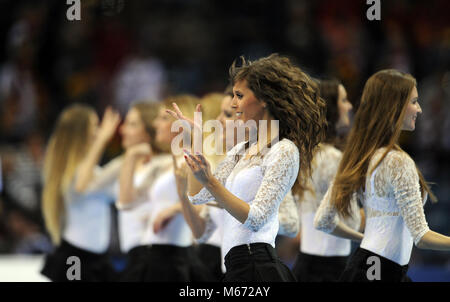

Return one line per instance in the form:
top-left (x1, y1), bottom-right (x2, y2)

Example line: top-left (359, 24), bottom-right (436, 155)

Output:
top-left (277, 190), bottom-right (300, 237)
top-left (243, 140), bottom-right (300, 232)
top-left (195, 205), bottom-right (218, 243)
top-left (314, 146), bottom-right (342, 197)
top-left (188, 142), bottom-right (245, 205)
top-left (345, 192), bottom-right (362, 231)
top-left (313, 182), bottom-right (339, 233)
top-left (386, 152), bottom-right (430, 245)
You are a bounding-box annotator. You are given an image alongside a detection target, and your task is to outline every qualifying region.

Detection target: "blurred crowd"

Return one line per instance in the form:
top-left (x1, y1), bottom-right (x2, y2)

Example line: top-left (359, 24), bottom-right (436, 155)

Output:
top-left (0, 0), bottom-right (449, 268)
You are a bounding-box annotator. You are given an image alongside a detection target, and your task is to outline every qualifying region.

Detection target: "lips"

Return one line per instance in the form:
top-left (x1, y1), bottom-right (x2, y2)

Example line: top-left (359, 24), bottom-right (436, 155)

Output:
top-left (236, 112), bottom-right (243, 118)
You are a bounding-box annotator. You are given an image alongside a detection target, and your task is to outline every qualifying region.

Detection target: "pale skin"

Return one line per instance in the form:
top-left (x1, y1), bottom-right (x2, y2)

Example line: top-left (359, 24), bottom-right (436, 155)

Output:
top-left (336, 84), bottom-right (353, 129)
top-left (74, 107), bottom-right (121, 193)
top-left (167, 80), bottom-right (278, 225)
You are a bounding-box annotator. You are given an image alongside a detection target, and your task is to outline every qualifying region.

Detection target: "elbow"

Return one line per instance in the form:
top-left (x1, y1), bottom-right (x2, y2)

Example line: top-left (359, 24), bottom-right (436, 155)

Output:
top-left (415, 239), bottom-right (426, 249)
top-left (279, 222), bottom-right (300, 238)
top-left (313, 216), bottom-right (324, 231)
top-left (414, 229), bottom-right (431, 249)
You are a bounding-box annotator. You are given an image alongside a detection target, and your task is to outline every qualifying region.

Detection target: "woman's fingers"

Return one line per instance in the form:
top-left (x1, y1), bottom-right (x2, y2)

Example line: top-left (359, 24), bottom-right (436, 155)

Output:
top-left (172, 102), bottom-right (184, 118)
top-left (195, 103), bottom-right (202, 113)
top-left (196, 153), bottom-right (209, 166)
top-left (165, 109), bottom-right (178, 119)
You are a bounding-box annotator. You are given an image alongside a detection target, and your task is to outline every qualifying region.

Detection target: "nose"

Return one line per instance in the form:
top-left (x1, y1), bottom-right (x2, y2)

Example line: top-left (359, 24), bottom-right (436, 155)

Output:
top-left (417, 102), bottom-right (422, 114)
top-left (231, 96), bottom-right (238, 109)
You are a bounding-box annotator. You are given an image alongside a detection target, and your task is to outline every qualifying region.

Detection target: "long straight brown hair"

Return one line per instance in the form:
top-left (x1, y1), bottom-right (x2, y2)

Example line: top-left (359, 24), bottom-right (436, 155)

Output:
top-left (331, 69), bottom-right (436, 218)
top-left (42, 104), bottom-right (96, 245)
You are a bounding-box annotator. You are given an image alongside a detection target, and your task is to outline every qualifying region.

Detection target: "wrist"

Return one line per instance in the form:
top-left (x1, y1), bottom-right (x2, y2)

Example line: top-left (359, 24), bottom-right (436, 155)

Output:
top-left (204, 176), bottom-right (220, 191)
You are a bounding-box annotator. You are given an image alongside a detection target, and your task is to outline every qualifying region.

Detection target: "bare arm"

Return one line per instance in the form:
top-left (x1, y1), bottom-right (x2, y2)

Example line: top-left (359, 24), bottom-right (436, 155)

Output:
top-left (75, 107), bottom-right (120, 193)
top-left (117, 143), bottom-right (152, 206)
top-left (173, 155), bottom-right (208, 238)
top-left (416, 231), bottom-right (450, 251)
top-left (329, 221), bottom-right (364, 242)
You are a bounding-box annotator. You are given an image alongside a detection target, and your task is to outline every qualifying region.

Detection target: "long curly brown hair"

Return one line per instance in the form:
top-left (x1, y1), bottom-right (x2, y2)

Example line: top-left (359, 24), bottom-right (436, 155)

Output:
top-left (229, 53), bottom-right (327, 196)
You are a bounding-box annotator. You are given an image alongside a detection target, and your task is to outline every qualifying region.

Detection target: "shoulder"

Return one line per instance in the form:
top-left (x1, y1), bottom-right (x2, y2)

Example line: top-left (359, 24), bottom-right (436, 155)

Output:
top-left (381, 149), bottom-right (415, 170)
top-left (264, 139), bottom-right (299, 164)
top-left (226, 141), bottom-right (247, 156)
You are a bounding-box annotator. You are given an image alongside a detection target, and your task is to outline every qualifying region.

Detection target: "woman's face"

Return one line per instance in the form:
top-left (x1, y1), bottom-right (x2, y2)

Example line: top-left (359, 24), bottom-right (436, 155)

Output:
top-left (119, 108), bottom-right (150, 150)
top-left (153, 107), bottom-right (177, 145)
top-left (336, 84), bottom-right (353, 129)
top-left (401, 86), bottom-right (421, 131)
top-left (231, 80), bottom-right (267, 124)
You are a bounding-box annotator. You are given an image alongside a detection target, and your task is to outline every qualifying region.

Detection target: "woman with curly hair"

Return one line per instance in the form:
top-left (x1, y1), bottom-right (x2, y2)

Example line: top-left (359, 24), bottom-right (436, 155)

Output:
top-left (314, 69), bottom-right (450, 282)
top-left (167, 53), bottom-right (326, 281)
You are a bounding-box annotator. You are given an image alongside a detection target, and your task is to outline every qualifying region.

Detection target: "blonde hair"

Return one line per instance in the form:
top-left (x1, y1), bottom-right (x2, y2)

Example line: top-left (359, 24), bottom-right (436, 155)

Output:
top-left (199, 92), bottom-right (227, 167)
top-left (42, 104), bottom-right (96, 245)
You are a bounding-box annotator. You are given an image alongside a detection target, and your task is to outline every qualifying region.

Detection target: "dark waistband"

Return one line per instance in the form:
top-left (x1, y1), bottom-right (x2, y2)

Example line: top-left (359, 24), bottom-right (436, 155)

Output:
top-left (59, 240), bottom-right (106, 259)
top-left (225, 243), bottom-right (278, 266)
top-left (354, 247), bottom-right (409, 273)
top-left (297, 251), bottom-right (349, 265)
top-left (144, 244), bottom-right (193, 257)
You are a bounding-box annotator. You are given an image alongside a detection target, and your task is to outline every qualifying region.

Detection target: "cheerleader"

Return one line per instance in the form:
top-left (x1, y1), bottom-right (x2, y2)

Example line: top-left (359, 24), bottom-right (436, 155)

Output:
top-left (117, 95), bottom-right (210, 281)
top-left (172, 89), bottom-right (299, 281)
top-left (40, 104), bottom-right (121, 282)
top-left (168, 54), bottom-right (325, 282)
top-left (292, 79), bottom-right (364, 282)
top-left (314, 69), bottom-right (450, 282)
top-left (113, 102), bottom-right (173, 281)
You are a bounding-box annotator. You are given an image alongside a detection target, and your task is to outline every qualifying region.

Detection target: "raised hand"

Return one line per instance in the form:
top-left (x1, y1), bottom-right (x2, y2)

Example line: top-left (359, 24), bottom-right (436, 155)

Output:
top-left (166, 103), bottom-right (203, 154)
top-left (98, 106), bottom-right (121, 143)
top-left (183, 149), bottom-right (213, 186)
top-left (165, 102), bottom-right (202, 130)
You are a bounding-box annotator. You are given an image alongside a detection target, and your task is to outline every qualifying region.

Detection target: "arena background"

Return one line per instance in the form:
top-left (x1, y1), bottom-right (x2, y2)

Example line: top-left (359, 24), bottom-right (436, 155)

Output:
top-left (0, 0), bottom-right (449, 281)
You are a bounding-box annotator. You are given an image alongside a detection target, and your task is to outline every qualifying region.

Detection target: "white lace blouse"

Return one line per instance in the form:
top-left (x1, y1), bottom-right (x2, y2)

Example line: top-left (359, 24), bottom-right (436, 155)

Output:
top-left (299, 144), bottom-right (361, 257)
top-left (314, 148), bottom-right (430, 265)
top-left (188, 138), bottom-right (300, 258)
